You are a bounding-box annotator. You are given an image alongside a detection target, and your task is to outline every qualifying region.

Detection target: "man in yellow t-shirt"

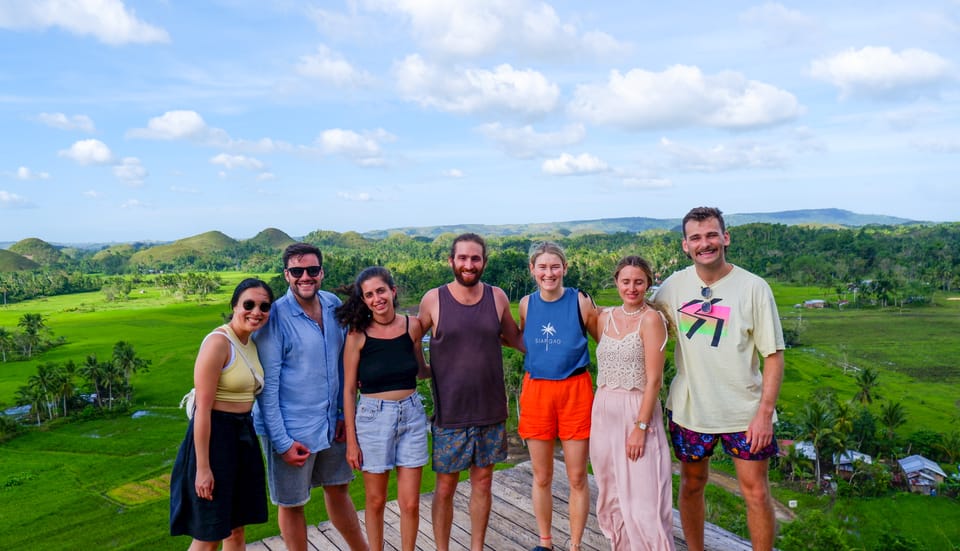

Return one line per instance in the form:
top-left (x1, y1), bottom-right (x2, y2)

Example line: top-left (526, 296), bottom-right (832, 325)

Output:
top-left (652, 206), bottom-right (785, 551)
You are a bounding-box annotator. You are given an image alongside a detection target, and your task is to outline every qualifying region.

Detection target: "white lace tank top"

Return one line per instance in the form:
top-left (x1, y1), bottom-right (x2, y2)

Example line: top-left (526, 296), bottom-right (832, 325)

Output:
top-left (595, 307), bottom-right (668, 391)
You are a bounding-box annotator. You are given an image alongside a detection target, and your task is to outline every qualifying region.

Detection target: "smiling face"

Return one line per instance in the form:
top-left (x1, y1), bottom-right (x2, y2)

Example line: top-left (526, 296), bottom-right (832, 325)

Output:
top-left (232, 286), bottom-right (272, 334)
top-left (616, 265), bottom-right (649, 308)
top-left (530, 252), bottom-right (566, 295)
top-left (360, 276), bottom-right (397, 318)
top-left (284, 253), bottom-right (323, 302)
top-left (449, 240), bottom-right (486, 287)
top-left (681, 216), bottom-right (730, 271)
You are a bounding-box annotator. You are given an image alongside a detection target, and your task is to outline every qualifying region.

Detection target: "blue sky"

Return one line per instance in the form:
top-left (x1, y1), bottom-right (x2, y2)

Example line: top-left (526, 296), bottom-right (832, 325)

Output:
top-left (1, 1), bottom-right (958, 243)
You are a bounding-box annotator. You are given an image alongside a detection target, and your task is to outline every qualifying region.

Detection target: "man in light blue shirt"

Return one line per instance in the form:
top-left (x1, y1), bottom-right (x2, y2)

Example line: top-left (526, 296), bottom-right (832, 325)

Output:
top-left (254, 242), bottom-right (367, 551)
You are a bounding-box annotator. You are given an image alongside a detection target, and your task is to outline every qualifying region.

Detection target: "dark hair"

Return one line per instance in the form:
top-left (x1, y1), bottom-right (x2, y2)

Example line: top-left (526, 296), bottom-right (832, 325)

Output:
top-left (449, 233), bottom-right (487, 260)
top-left (282, 242), bottom-right (323, 269)
top-left (681, 206), bottom-right (726, 237)
top-left (336, 266), bottom-right (399, 331)
top-left (613, 255), bottom-right (674, 337)
top-left (228, 278), bottom-right (275, 320)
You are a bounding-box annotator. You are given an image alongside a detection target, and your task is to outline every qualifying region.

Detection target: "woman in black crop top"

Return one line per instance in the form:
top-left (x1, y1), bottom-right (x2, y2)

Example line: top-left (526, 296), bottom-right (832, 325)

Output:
top-left (337, 267), bottom-right (429, 551)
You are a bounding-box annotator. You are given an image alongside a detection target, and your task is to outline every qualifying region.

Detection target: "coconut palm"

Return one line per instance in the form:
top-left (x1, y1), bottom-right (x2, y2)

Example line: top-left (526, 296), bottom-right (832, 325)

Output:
top-left (0, 327), bottom-right (13, 362)
top-left (853, 367), bottom-right (879, 404)
top-left (797, 399), bottom-right (841, 483)
top-left (111, 341), bottom-right (150, 401)
top-left (879, 400), bottom-right (908, 444)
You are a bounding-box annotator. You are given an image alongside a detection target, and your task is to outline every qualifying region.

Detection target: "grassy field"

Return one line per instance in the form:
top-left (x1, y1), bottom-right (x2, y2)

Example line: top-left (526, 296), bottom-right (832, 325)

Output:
top-left (1, 275), bottom-right (958, 549)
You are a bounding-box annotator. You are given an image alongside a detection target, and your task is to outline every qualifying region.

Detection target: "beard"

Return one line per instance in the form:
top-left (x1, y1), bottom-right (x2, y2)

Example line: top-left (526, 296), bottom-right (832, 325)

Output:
top-left (453, 266), bottom-right (483, 287)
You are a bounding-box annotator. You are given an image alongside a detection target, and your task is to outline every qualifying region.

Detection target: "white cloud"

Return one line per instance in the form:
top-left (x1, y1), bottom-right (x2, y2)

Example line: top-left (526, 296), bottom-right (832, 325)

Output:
top-left (394, 55), bottom-right (559, 115)
top-left (659, 137), bottom-right (788, 172)
top-left (170, 186), bottom-right (199, 194)
top-left (569, 65), bottom-right (800, 130)
top-left (337, 191), bottom-right (374, 201)
top-left (82, 190), bottom-right (102, 199)
top-left (15, 166), bottom-right (50, 180)
top-left (0, 0), bottom-right (169, 45)
top-left (441, 168), bottom-right (463, 178)
top-left (364, 0), bottom-right (628, 59)
top-left (59, 139), bottom-right (113, 165)
top-left (257, 172), bottom-right (276, 181)
top-left (319, 128), bottom-right (395, 167)
top-left (810, 47), bottom-right (953, 99)
top-left (478, 123), bottom-right (585, 159)
top-left (36, 112), bottom-right (95, 132)
top-left (128, 110), bottom-right (211, 140)
top-left (0, 190), bottom-right (31, 208)
top-left (912, 139), bottom-right (960, 153)
top-left (296, 45), bottom-right (374, 87)
top-left (541, 153), bottom-right (609, 176)
top-left (209, 153), bottom-right (265, 171)
top-left (113, 157), bottom-right (146, 187)
top-left (621, 176), bottom-right (672, 189)
top-left (120, 199), bottom-right (149, 209)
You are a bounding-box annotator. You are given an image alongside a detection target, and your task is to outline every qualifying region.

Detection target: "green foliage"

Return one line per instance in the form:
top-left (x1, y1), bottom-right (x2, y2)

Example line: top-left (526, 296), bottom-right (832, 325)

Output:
top-left (779, 510), bottom-right (849, 550)
top-left (836, 460), bottom-right (893, 498)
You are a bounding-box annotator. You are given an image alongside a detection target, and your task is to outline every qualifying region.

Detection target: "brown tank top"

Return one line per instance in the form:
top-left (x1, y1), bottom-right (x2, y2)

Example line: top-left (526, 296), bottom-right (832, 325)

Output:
top-left (430, 283), bottom-right (507, 428)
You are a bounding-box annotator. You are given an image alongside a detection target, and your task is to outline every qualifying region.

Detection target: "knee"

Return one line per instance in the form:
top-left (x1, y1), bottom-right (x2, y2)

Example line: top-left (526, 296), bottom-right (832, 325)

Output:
top-left (739, 479), bottom-right (771, 507)
top-left (434, 478), bottom-right (458, 500)
top-left (566, 467), bottom-right (588, 492)
top-left (680, 470), bottom-right (708, 496)
top-left (366, 492), bottom-right (387, 511)
top-left (398, 495), bottom-right (420, 516)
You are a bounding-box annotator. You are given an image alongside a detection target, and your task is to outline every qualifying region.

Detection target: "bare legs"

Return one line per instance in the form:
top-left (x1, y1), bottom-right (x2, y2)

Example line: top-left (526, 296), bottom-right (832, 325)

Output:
top-left (679, 458), bottom-right (775, 551)
top-left (528, 439), bottom-right (589, 549)
top-left (432, 465), bottom-right (494, 551)
top-left (363, 467), bottom-right (423, 551)
top-left (279, 484), bottom-right (367, 551)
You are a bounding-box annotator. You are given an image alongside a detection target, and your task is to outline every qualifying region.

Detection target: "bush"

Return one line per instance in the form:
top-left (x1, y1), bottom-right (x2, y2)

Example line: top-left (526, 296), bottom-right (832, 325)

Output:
top-left (778, 510), bottom-right (849, 550)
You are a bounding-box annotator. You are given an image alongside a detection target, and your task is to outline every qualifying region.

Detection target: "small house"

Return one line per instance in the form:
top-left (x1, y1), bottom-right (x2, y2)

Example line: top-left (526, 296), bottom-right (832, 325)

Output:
top-left (803, 299), bottom-right (827, 308)
top-left (898, 454), bottom-right (947, 495)
top-left (834, 450), bottom-right (872, 473)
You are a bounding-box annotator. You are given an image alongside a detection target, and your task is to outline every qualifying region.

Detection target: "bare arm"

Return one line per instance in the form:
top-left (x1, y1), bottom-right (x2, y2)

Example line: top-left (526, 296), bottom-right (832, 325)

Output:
top-left (628, 312), bottom-right (667, 461)
top-left (408, 315), bottom-right (430, 379)
top-left (747, 350), bottom-right (784, 453)
top-left (578, 291), bottom-right (600, 343)
top-left (494, 286), bottom-right (524, 352)
top-left (417, 288), bottom-right (438, 334)
top-left (342, 330), bottom-right (364, 470)
top-left (192, 332), bottom-right (230, 500)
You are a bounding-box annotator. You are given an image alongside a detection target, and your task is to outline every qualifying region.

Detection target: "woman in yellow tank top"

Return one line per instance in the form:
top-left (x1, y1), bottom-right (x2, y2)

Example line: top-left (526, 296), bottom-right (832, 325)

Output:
top-left (170, 278), bottom-right (274, 550)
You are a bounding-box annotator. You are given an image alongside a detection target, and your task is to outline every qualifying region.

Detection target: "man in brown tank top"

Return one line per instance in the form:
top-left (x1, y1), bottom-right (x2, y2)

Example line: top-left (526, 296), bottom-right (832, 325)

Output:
top-left (418, 233), bottom-right (524, 551)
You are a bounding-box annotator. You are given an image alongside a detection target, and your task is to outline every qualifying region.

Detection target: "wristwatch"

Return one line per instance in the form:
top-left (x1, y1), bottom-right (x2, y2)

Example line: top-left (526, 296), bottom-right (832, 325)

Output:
top-left (635, 420), bottom-right (649, 431)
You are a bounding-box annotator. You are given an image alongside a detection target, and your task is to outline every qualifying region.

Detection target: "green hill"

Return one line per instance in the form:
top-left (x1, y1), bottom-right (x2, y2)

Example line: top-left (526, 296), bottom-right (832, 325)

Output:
top-left (244, 227), bottom-right (295, 249)
top-left (0, 248), bottom-right (39, 271)
top-left (8, 237), bottom-right (62, 266)
top-left (129, 231), bottom-right (238, 266)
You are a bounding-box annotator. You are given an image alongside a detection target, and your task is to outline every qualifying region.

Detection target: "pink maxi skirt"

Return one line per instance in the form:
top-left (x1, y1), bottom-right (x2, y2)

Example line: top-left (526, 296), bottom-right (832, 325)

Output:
top-left (589, 386), bottom-right (675, 550)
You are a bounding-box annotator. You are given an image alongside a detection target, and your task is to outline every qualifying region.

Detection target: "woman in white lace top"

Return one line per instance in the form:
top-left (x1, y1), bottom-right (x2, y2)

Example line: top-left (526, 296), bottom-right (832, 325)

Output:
top-left (589, 256), bottom-right (676, 550)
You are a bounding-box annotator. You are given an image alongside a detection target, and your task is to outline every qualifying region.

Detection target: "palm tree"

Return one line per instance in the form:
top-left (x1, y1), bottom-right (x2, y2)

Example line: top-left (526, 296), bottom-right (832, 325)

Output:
top-left (15, 384), bottom-right (44, 425)
top-left (16, 313), bottom-right (47, 358)
top-left (879, 400), bottom-right (908, 444)
top-left (797, 399), bottom-right (840, 483)
top-left (0, 327), bottom-right (13, 362)
top-left (57, 360), bottom-right (78, 416)
top-left (853, 367), bottom-right (879, 404)
top-left (112, 341), bottom-right (151, 401)
top-left (80, 354), bottom-right (107, 408)
top-left (936, 432), bottom-right (960, 464)
top-left (27, 362), bottom-right (63, 421)
top-left (778, 443), bottom-right (814, 483)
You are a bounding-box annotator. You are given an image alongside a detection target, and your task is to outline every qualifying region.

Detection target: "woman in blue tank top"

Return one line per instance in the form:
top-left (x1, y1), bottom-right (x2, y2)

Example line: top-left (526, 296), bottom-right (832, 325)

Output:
top-left (518, 242), bottom-right (599, 551)
top-left (337, 267), bottom-right (429, 551)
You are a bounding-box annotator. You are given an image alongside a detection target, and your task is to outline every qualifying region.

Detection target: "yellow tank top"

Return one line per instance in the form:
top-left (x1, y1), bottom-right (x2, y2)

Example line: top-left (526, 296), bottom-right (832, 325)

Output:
top-left (203, 325), bottom-right (264, 403)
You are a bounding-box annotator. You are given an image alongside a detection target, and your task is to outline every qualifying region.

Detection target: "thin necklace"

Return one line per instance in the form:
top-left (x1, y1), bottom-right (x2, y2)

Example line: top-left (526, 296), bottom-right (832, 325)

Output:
top-left (621, 304), bottom-right (646, 316)
top-left (372, 314), bottom-right (397, 326)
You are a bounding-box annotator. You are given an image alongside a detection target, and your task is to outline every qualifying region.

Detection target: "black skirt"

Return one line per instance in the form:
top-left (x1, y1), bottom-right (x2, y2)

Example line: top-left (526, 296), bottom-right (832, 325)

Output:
top-left (170, 409), bottom-right (268, 541)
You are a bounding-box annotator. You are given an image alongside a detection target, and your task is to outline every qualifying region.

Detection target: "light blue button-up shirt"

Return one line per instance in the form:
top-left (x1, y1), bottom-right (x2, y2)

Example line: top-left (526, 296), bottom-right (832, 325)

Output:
top-left (253, 288), bottom-right (345, 455)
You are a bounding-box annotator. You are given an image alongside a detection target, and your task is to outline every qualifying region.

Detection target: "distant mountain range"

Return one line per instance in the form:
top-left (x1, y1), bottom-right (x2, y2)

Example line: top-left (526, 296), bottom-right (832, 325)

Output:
top-left (0, 208), bottom-right (930, 251)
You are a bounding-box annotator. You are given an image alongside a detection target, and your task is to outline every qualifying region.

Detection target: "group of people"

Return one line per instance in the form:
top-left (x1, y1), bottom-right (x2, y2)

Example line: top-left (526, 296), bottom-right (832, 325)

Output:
top-left (169, 206), bottom-right (785, 551)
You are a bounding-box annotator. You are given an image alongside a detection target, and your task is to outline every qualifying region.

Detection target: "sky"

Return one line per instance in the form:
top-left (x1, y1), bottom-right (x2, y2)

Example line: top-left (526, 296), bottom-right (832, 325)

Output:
top-left (1, 1), bottom-right (959, 244)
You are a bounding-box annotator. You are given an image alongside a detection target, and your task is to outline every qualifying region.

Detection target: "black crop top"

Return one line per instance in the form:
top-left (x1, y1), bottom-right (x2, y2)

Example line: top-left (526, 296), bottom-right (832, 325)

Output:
top-left (357, 316), bottom-right (419, 394)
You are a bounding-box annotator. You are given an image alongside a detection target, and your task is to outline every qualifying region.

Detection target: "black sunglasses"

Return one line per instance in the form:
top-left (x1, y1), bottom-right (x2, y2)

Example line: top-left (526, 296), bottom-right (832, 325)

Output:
top-left (242, 300), bottom-right (272, 313)
top-left (700, 286), bottom-right (713, 313)
top-left (286, 265), bottom-right (321, 278)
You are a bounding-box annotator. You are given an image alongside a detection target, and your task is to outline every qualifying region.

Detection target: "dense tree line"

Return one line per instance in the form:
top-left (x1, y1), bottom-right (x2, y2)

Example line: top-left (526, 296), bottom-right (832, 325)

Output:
top-left (2, 223), bottom-right (959, 305)
top-left (0, 313), bottom-right (62, 362)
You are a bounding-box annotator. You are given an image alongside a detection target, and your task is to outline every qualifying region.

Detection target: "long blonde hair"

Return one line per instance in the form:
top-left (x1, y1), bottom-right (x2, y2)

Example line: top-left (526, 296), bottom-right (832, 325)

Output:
top-left (614, 255), bottom-right (674, 337)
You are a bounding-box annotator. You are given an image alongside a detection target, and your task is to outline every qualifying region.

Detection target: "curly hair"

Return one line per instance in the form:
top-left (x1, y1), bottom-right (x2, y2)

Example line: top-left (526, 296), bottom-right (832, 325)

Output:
top-left (335, 266), bottom-right (399, 332)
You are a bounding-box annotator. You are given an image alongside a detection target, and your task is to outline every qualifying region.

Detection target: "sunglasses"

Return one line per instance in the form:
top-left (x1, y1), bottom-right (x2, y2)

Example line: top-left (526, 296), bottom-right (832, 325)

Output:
top-left (700, 286), bottom-right (713, 313)
top-left (286, 265), bottom-right (321, 278)
top-left (242, 300), bottom-right (272, 313)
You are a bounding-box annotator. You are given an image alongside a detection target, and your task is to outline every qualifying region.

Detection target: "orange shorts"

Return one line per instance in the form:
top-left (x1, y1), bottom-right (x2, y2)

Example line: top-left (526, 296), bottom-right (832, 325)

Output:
top-left (518, 370), bottom-right (593, 441)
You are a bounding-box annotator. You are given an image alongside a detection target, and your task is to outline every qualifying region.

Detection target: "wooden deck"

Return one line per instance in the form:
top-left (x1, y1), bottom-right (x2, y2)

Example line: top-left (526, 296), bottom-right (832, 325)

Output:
top-left (249, 459), bottom-right (752, 550)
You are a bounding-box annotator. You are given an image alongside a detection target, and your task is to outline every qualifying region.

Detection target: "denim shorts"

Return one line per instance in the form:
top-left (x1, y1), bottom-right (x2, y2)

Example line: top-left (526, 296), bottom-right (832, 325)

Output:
top-left (261, 437), bottom-right (354, 507)
top-left (356, 392), bottom-right (429, 473)
top-left (431, 422), bottom-right (507, 474)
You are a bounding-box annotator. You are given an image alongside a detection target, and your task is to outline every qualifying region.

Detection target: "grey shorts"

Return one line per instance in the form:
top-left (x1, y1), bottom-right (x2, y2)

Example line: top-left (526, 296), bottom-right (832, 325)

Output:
top-left (261, 437), bottom-right (354, 507)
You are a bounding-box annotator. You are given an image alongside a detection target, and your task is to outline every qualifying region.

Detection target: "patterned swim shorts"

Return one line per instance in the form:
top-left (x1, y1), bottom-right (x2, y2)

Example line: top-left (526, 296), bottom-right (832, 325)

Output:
top-left (667, 410), bottom-right (778, 462)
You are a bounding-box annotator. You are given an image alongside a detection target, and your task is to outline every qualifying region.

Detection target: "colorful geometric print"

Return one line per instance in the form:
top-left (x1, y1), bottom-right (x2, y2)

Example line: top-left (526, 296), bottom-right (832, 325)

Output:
top-left (677, 298), bottom-right (729, 347)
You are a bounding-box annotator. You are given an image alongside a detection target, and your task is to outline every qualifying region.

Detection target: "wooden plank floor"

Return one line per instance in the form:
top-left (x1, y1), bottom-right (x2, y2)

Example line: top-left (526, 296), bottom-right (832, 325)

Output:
top-left (250, 459), bottom-right (752, 550)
